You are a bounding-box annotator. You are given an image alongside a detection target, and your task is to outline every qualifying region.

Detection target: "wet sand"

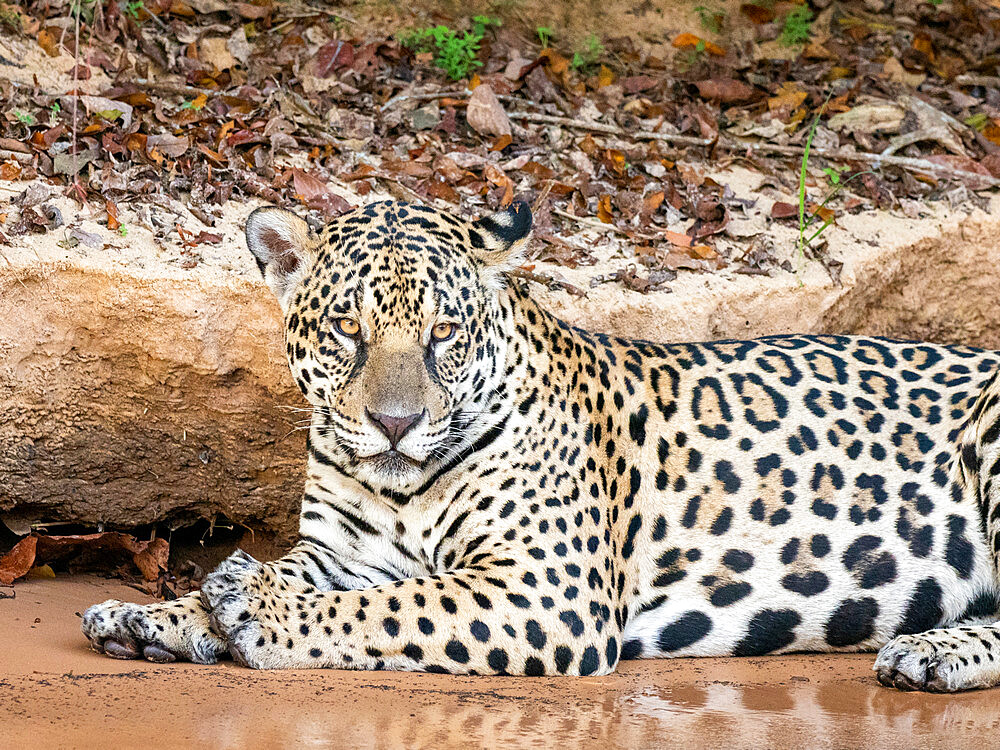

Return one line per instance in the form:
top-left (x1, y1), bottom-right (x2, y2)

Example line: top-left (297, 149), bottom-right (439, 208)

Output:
top-left (2, 576), bottom-right (997, 749)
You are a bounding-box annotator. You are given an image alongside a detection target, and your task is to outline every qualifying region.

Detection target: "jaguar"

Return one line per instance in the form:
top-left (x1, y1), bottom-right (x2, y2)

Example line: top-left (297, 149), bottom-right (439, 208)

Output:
top-left (82, 199), bottom-right (1000, 691)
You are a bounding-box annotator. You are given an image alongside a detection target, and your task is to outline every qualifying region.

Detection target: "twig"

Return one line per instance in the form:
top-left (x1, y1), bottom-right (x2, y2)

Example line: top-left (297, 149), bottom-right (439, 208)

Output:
top-left (506, 108), bottom-right (998, 186)
top-left (380, 89), bottom-right (468, 112)
top-left (71, 2), bottom-right (79, 178)
top-left (955, 74), bottom-right (1000, 88)
top-left (509, 267), bottom-right (587, 297)
top-left (550, 206), bottom-right (629, 234)
top-left (508, 112), bottom-right (715, 147)
top-left (130, 78), bottom-right (224, 98)
top-left (723, 140), bottom-right (1000, 188)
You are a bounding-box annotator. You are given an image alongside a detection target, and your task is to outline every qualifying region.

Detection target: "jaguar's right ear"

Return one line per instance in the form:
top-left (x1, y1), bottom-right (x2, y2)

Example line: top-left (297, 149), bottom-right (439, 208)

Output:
top-left (245, 206), bottom-right (316, 305)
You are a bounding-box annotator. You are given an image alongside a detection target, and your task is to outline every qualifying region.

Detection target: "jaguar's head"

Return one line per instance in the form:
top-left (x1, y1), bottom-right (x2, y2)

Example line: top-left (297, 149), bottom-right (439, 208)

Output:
top-left (246, 200), bottom-right (532, 491)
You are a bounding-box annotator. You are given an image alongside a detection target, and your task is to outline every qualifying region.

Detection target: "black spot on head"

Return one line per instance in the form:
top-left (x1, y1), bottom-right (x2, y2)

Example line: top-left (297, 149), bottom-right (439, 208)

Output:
top-left (525, 620), bottom-right (547, 650)
top-left (710, 582), bottom-right (752, 607)
top-left (470, 619), bottom-right (490, 642)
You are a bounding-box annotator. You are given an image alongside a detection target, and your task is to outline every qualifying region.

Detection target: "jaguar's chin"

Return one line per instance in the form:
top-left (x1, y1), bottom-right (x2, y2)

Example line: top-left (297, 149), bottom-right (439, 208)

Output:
top-left (356, 450), bottom-right (426, 488)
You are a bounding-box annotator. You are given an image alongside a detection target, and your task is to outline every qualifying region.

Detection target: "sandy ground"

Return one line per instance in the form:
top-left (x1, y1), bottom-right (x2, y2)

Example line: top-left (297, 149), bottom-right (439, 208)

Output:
top-left (1, 577), bottom-right (997, 749)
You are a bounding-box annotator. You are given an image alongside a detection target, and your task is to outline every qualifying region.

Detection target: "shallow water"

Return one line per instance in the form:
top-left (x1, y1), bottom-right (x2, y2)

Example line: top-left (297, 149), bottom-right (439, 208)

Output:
top-left (3, 576), bottom-right (997, 749)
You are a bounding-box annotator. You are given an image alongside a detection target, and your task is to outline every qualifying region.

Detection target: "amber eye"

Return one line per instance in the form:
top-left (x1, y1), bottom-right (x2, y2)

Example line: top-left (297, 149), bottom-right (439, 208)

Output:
top-left (334, 318), bottom-right (361, 337)
top-left (431, 322), bottom-right (457, 342)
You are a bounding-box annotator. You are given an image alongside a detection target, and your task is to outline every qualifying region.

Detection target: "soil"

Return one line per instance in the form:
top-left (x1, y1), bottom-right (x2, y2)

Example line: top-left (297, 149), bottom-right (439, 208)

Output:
top-left (2, 575), bottom-right (998, 750)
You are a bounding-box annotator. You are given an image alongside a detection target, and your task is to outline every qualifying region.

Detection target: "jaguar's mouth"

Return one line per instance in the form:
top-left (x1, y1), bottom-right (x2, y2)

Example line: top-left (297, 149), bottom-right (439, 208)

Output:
top-left (361, 450), bottom-right (422, 474)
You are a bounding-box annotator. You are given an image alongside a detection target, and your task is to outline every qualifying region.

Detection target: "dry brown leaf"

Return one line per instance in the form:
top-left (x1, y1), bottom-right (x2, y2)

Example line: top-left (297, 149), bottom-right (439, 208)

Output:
top-left (483, 164), bottom-right (514, 206)
top-left (740, 2), bottom-right (774, 23)
top-left (771, 201), bottom-right (798, 219)
top-left (597, 65), bottom-right (615, 89)
top-left (0, 161), bottom-right (21, 181)
top-left (37, 28), bottom-right (59, 57)
top-left (291, 168), bottom-right (353, 218)
top-left (466, 85), bottom-right (512, 138)
top-left (597, 194), bottom-right (614, 223)
top-left (672, 33), bottom-right (725, 56)
top-left (105, 199), bottom-right (120, 231)
top-left (0, 532), bottom-right (169, 586)
top-left (643, 191), bottom-right (664, 215)
top-left (694, 78), bottom-right (756, 103)
top-left (662, 229), bottom-right (693, 248)
top-left (767, 82), bottom-right (808, 113)
top-left (490, 134), bottom-right (513, 151)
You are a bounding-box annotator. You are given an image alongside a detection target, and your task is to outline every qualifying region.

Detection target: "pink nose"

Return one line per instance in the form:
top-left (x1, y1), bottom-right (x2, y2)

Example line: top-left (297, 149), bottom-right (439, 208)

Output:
top-left (366, 409), bottom-right (424, 448)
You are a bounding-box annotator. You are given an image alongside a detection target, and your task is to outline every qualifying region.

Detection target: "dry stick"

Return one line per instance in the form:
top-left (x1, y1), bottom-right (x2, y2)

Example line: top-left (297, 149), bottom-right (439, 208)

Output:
top-left (507, 112), bottom-right (715, 147)
top-left (71, 3), bottom-right (79, 180)
top-left (131, 78), bottom-right (224, 98)
top-left (954, 74), bottom-right (1000, 88)
top-left (379, 89), bottom-right (468, 112)
top-left (727, 141), bottom-right (1000, 188)
top-left (550, 206), bottom-right (630, 235)
top-left (510, 112), bottom-right (1000, 186)
top-left (509, 267), bottom-right (586, 297)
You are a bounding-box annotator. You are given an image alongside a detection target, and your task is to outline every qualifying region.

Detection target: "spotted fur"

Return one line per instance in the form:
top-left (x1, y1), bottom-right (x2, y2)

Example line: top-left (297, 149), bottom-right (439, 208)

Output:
top-left (83, 201), bottom-right (1000, 690)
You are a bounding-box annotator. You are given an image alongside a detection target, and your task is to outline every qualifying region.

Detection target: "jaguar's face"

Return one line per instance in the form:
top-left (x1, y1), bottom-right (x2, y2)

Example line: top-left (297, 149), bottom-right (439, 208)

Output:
top-left (246, 200), bottom-right (532, 491)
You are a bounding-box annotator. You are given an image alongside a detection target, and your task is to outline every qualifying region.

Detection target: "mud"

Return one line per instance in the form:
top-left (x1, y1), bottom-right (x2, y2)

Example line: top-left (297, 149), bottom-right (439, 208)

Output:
top-left (2, 576), bottom-right (997, 749)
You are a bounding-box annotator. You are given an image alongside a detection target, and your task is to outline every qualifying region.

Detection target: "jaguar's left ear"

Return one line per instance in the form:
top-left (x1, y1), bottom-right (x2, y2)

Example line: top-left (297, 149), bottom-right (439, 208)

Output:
top-left (471, 201), bottom-right (533, 274)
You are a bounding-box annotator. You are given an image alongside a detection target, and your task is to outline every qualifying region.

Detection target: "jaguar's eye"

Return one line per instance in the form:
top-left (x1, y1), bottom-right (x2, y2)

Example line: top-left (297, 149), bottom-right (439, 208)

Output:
top-left (431, 322), bottom-right (457, 342)
top-left (334, 318), bottom-right (361, 337)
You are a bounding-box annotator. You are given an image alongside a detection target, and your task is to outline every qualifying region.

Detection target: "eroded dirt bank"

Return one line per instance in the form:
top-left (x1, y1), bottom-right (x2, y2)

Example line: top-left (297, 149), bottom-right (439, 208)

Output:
top-left (3, 576), bottom-right (999, 749)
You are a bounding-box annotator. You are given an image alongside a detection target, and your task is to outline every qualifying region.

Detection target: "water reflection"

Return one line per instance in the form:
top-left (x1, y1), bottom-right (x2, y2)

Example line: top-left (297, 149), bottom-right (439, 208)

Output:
top-left (181, 658), bottom-right (1000, 749)
top-left (11, 655), bottom-right (1000, 749)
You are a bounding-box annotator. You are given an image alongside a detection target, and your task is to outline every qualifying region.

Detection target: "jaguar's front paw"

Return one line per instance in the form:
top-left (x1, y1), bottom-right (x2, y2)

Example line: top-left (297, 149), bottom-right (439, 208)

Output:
top-left (874, 628), bottom-right (1000, 692)
top-left (200, 550), bottom-right (273, 668)
top-left (81, 593), bottom-right (226, 664)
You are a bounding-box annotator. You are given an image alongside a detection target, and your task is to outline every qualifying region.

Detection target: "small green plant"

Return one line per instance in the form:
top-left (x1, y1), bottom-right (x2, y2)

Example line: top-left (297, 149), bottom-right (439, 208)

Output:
top-left (0, 3), bottom-right (22, 31)
top-left (50, 101), bottom-right (61, 115)
top-left (677, 39), bottom-right (707, 71)
top-left (13, 110), bottom-right (35, 125)
top-left (118, 225), bottom-right (129, 237)
top-left (570, 33), bottom-right (604, 71)
top-left (795, 96), bottom-right (874, 272)
top-left (536, 25), bottom-right (553, 48)
top-left (399, 16), bottom-right (500, 80)
top-left (964, 112), bottom-right (988, 130)
top-left (928, 0), bottom-right (943, 5)
top-left (694, 5), bottom-right (724, 34)
top-left (124, 0), bottom-right (144, 20)
top-left (779, 5), bottom-right (813, 47)
top-left (822, 165), bottom-right (846, 186)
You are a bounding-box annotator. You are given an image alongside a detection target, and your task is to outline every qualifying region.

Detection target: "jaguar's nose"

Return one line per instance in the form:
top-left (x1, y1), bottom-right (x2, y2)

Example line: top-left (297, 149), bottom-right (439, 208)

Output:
top-left (366, 409), bottom-right (425, 448)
